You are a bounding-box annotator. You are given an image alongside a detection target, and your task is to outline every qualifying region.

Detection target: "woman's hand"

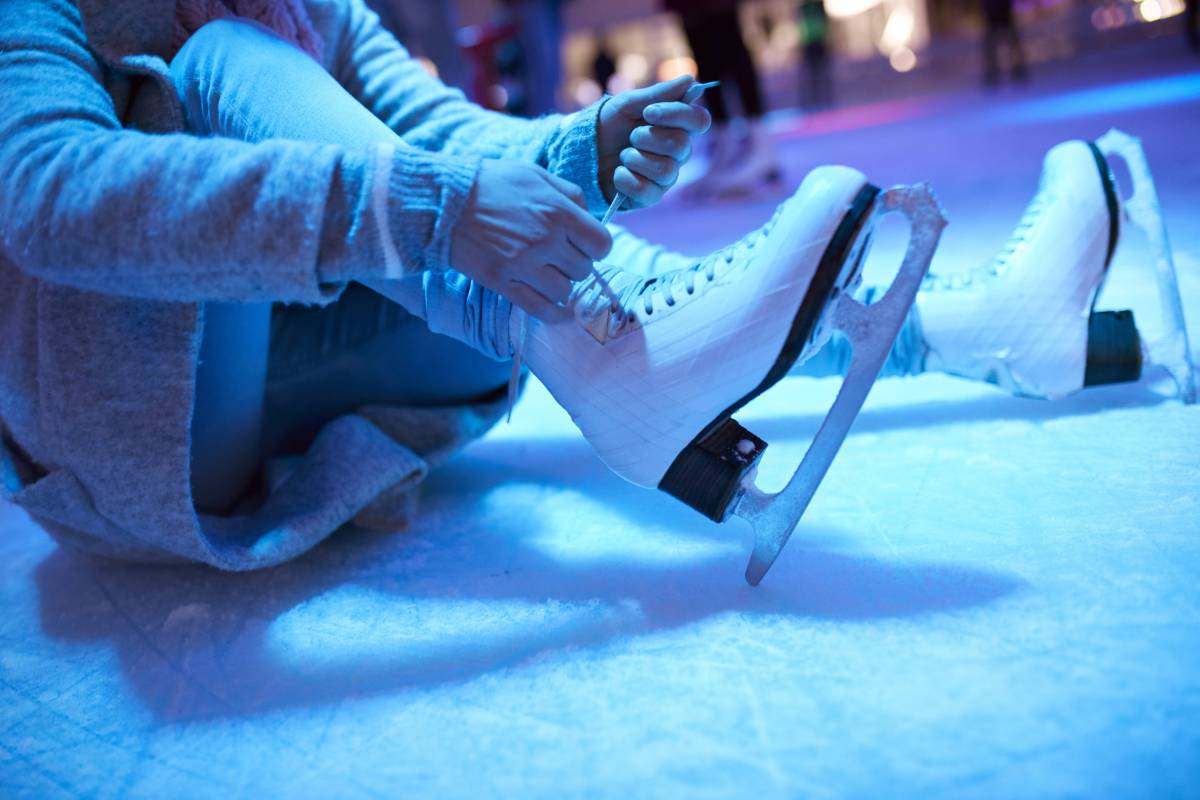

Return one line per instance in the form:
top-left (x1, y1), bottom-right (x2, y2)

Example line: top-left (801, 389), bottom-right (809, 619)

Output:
top-left (451, 160), bottom-right (613, 323)
top-left (597, 75), bottom-right (713, 209)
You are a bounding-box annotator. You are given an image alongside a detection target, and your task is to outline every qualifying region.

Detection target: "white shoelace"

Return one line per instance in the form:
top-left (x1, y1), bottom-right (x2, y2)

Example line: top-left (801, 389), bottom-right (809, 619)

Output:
top-left (923, 186), bottom-right (1052, 292)
top-left (503, 206), bottom-right (785, 421)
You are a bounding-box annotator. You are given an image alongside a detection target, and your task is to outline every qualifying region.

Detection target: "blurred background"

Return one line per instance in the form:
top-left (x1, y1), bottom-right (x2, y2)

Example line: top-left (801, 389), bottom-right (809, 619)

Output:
top-left (373, 0), bottom-right (1195, 115)
top-left (369, 0), bottom-right (1197, 203)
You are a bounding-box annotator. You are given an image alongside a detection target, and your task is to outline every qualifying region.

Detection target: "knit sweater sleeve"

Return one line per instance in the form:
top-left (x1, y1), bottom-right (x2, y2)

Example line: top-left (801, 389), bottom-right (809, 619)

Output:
top-left (331, 0), bottom-right (610, 217)
top-left (0, 0), bottom-right (475, 303)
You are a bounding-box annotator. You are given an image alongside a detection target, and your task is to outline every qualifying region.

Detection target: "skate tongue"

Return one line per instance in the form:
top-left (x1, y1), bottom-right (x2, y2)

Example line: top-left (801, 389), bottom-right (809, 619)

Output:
top-left (570, 267), bottom-right (640, 345)
top-left (574, 307), bottom-right (616, 345)
top-left (505, 270), bottom-right (625, 422)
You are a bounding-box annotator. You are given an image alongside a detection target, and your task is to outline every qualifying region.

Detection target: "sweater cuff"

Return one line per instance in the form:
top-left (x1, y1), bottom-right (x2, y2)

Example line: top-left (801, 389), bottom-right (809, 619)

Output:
top-left (545, 99), bottom-right (608, 217)
top-left (378, 144), bottom-right (480, 276)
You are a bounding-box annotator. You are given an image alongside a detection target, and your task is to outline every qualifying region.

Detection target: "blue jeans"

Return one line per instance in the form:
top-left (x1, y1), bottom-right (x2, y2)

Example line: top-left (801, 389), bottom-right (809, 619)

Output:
top-left (174, 20), bottom-right (512, 513)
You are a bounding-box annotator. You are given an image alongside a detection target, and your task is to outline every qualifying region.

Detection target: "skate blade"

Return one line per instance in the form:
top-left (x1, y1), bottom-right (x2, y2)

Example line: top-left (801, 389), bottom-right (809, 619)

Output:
top-left (1095, 129), bottom-right (1196, 404)
top-left (734, 183), bottom-right (948, 586)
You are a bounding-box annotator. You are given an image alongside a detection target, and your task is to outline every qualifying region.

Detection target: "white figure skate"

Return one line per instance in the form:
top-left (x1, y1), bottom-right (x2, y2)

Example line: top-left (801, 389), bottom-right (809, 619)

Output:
top-left (920, 132), bottom-right (1194, 402)
top-left (520, 167), bottom-right (946, 585)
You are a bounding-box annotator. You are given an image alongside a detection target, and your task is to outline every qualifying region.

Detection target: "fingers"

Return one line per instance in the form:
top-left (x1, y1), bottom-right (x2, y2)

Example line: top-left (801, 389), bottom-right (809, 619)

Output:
top-left (519, 263), bottom-right (574, 305)
top-left (615, 74), bottom-right (694, 111)
top-left (538, 171), bottom-right (613, 261)
top-left (542, 170), bottom-right (587, 208)
top-left (642, 101), bottom-right (712, 134)
top-left (613, 166), bottom-right (666, 208)
top-left (562, 207), bottom-right (612, 262)
top-left (550, 239), bottom-right (596, 282)
top-left (630, 125), bottom-right (692, 160)
top-left (506, 281), bottom-right (573, 324)
top-left (620, 147), bottom-right (679, 189)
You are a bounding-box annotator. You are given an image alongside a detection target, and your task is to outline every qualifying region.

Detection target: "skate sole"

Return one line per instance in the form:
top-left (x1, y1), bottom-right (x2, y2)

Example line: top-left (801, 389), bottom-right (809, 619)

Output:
top-left (658, 183), bottom-right (881, 521)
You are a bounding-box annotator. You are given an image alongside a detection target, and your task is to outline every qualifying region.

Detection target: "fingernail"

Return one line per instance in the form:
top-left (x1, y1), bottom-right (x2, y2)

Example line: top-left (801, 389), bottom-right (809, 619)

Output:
top-left (643, 105), bottom-right (662, 123)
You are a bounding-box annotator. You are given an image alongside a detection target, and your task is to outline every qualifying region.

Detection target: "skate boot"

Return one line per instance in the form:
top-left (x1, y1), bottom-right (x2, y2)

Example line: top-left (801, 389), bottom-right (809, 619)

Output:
top-left (517, 167), bottom-right (946, 585)
top-left (919, 132), bottom-right (1194, 402)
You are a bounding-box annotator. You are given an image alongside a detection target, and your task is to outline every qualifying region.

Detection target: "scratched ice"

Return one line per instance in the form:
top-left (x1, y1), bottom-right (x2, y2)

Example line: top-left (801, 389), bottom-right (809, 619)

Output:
top-left (2, 43), bottom-right (1198, 800)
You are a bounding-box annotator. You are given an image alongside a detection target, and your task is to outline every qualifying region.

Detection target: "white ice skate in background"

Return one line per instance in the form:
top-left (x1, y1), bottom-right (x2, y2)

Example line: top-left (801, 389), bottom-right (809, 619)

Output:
top-left (920, 139), bottom-right (1121, 398)
top-left (702, 120), bottom-right (784, 201)
top-left (919, 130), bottom-right (1196, 403)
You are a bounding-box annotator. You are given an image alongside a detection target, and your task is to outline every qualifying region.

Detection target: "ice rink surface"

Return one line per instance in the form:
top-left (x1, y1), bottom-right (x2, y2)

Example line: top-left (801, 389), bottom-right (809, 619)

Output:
top-left (2, 41), bottom-right (1198, 800)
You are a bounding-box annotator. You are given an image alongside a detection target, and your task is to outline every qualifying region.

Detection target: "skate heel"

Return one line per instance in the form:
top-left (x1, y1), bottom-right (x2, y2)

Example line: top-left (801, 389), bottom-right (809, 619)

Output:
top-left (1095, 129), bottom-right (1195, 404)
top-left (1084, 309), bottom-right (1143, 387)
top-left (659, 420), bottom-right (767, 523)
top-left (659, 182), bottom-right (879, 524)
top-left (734, 183), bottom-right (947, 586)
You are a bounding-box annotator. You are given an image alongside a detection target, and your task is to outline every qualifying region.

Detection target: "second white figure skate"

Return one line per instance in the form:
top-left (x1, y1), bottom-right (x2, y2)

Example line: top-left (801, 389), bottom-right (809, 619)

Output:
top-left (920, 130), bottom-right (1195, 402)
top-left (520, 167), bottom-right (946, 585)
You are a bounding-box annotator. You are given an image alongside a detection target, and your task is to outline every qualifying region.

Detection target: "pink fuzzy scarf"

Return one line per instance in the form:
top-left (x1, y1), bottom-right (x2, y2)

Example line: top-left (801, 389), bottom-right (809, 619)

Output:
top-left (174, 0), bottom-right (324, 60)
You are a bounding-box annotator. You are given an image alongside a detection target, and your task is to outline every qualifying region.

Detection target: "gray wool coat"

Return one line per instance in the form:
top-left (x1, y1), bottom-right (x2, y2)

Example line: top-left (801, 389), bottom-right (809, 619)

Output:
top-left (0, 0), bottom-right (606, 569)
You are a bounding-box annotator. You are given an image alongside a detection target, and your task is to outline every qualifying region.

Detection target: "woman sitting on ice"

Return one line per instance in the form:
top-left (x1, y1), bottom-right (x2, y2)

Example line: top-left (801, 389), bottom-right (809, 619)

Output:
top-left (0, 0), bottom-right (1156, 572)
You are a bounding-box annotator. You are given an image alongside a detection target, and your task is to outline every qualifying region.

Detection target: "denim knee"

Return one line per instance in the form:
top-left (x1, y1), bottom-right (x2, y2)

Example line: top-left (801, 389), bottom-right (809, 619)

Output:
top-left (170, 18), bottom-right (292, 136)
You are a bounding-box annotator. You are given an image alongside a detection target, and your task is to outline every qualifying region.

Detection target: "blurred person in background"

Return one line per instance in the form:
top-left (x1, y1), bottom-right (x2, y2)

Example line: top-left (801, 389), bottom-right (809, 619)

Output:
top-left (799, 0), bottom-right (833, 109)
top-left (503, 0), bottom-right (572, 116)
top-left (593, 39), bottom-right (617, 95)
top-left (664, 0), bottom-right (783, 199)
top-left (981, 0), bottom-right (1028, 87)
top-left (366, 0), bottom-right (470, 90)
top-left (1187, 0), bottom-right (1198, 52)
